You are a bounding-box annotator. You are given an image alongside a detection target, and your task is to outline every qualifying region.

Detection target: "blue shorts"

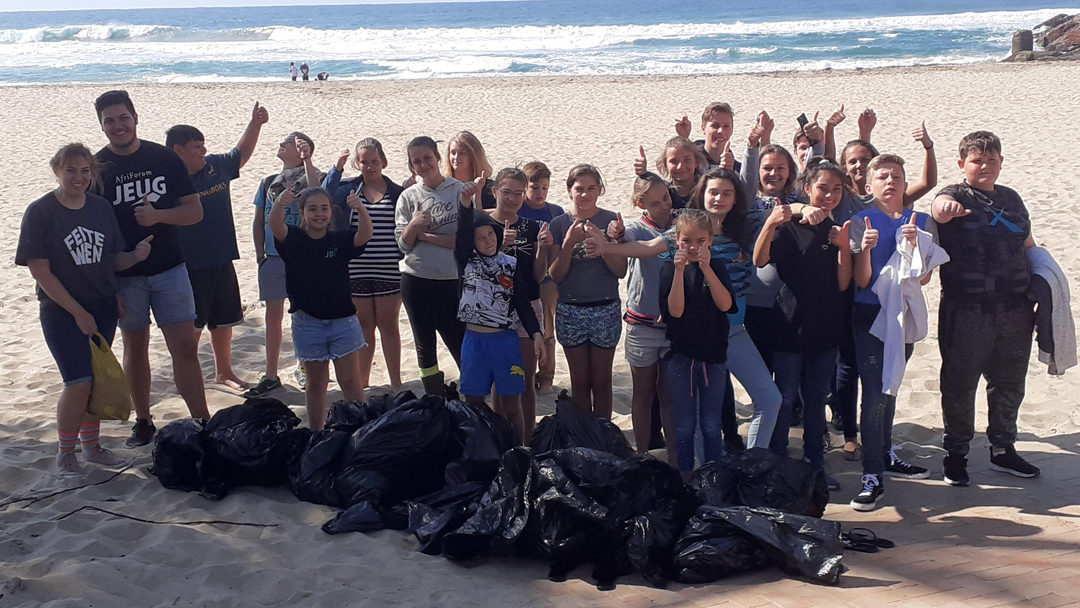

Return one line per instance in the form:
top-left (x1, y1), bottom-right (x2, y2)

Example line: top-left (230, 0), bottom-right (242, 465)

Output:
top-left (291, 310), bottom-right (367, 362)
top-left (460, 329), bottom-right (526, 397)
top-left (116, 263), bottom-right (197, 330)
top-left (40, 297), bottom-right (118, 385)
top-left (555, 300), bottom-right (622, 349)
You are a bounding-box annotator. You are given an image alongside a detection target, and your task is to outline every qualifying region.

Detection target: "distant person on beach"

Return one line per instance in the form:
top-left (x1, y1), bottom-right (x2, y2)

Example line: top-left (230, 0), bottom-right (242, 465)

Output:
top-left (300, 62), bottom-right (310, 81)
top-left (517, 161), bottom-right (562, 396)
top-left (92, 90), bottom-right (210, 447)
top-left (932, 131), bottom-right (1041, 485)
top-left (248, 131), bottom-right (324, 397)
top-left (323, 138), bottom-right (405, 392)
top-left (289, 62), bottom-right (298, 81)
top-left (395, 136), bottom-right (466, 395)
top-left (16, 144), bottom-right (152, 475)
top-left (270, 186), bottom-right (371, 430)
top-left (165, 101), bottom-right (269, 393)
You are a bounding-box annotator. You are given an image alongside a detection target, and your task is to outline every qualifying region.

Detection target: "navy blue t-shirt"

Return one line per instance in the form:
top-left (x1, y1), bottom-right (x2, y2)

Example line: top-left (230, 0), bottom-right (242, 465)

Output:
top-left (275, 226), bottom-right (365, 319)
top-left (178, 149), bottom-right (242, 270)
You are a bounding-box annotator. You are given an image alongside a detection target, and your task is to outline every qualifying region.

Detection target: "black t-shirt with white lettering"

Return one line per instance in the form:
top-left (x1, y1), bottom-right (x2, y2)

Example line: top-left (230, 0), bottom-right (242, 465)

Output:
top-left (275, 226), bottom-right (365, 319)
top-left (15, 192), bottom-right (124, 306)
top-left (95, 140), bottom-right (195, 277)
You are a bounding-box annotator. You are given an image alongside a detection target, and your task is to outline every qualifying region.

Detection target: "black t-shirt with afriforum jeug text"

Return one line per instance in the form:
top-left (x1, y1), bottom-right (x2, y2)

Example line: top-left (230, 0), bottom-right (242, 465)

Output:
top-left (95, 140), bottom-right (195, 277)
top-left (275, 225), bottom-right (365, 319)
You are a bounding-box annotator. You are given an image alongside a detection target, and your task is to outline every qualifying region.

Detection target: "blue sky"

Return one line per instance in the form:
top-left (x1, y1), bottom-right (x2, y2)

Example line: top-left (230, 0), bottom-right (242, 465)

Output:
top-left (5, 0), bottom-right (477, 10)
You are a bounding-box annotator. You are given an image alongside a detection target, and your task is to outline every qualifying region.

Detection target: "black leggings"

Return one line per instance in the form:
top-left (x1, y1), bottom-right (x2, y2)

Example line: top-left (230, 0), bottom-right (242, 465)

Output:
top-left (400, 274), bottom-right (464, 370)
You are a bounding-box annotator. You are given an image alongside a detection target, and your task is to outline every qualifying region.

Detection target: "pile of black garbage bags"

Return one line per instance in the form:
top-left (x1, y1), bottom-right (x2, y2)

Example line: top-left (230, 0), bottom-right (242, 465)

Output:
top-left (152, 390), bottom-right (844, 589)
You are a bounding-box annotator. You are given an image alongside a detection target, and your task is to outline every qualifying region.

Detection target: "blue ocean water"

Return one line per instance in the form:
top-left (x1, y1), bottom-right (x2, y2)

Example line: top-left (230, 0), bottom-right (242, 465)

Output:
top-left (1, 0), bottom-right (1076, 84)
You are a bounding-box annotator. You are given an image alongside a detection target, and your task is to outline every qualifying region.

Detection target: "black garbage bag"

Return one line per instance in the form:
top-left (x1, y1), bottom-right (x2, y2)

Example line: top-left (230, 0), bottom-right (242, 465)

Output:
top-left (322, 498), bottom-right (409, 535)
top-left (325, 390), bottom-right (416, 433)
top-left (624, 477), bottom-right (700, 588)
top-left (333, 394), bottom-right (456, 509)
top-left (151, 418), bottom-right (207, 492)
top-left (288, 429), bottom-right (351, 507)
top-left (440, 447), bottom-right (535, 561)
top-left (202, 398), bottom-right (309, 490)
top-left (674, 505), bottom-right (843, 584)
top-left (406, 481), bottom-right (488, 555)
top-left (444, 399), bottom-right (515, 486)
top-left (673, 507), bottom-right (770, 583)
top-left (529, 391), bottom-right (634, 458)
top-left (690, 449), bottom-right (829, 517)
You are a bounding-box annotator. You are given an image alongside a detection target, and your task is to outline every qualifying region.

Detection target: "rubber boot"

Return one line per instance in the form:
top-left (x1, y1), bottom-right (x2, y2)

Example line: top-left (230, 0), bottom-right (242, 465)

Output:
top-left (421, 371), bottom-right (445, 397)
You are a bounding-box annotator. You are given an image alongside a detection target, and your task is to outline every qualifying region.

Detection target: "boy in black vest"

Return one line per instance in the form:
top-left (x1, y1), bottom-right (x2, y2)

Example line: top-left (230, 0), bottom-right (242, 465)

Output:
top-left (931, 131), bottom-right (1039, 486)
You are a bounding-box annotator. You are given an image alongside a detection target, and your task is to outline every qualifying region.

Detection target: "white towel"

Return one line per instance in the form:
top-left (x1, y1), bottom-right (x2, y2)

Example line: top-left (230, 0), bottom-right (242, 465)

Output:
top-left (1027, 247), bottom-right (1077, 375)
top-left (871, 228), bottom-right (950, 396)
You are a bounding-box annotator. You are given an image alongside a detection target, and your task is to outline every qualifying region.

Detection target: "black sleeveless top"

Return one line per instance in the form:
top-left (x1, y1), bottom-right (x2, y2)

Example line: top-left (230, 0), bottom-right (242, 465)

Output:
top-left (935, 182), bottom-right (1030, 299)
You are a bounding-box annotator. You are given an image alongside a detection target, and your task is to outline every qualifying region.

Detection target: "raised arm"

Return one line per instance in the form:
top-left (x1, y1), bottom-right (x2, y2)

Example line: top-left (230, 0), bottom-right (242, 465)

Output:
top-left (268, 183), bottom-right (294, 243)
top-left (666, 246), bottom-right (688, 318)
top-left (753, 204), bottom-right (791, 267)
top-left (832, 220), bottom-right (853, 290)
top-left (904, 122), bottom-right (937, 205)
top-left (699, 254), bottom-right (734, 313)
top-left (535, 221), bottom-right (553, 284)
top-left (824, 104), bottom-right (846, 161)
top-left (236, 102), bottom-right (269, 168)
top-left (346, 189), bottom-right (373, 247)
top-left (854, 217), bottom-right (878, 289)
top-left (858, 108), bottom-right (876, 142)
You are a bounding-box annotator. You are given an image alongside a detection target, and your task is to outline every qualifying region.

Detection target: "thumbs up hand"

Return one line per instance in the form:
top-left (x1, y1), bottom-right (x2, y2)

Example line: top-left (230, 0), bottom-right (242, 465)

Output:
top-left (607, 212), bottom-right (625, 241)
top-left (501, 219), bottom-right (518, 251)
top-left (675, 114), bottom-right (692, 139)
top-left (901, 211), bottom-right (919, 246)
top-left (133, 234), bottom-right (154, 261)
top-left (939, 199), bottom-right (972, 220)
top-left (861, 217), bottom-right (879, 251)
top-left (720, 140), bottom-right (735, 170)
top-left (634, 145), bottom-right (648, 176)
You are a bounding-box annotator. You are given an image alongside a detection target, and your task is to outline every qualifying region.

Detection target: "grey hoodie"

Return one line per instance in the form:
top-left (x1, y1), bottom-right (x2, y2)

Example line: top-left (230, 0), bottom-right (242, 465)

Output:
top-left (395, 176), bottom-right (465, 280)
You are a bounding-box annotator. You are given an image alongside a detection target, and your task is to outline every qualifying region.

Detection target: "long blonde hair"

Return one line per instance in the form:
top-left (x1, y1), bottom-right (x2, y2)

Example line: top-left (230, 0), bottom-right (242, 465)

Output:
top-left (441, 131), bottom-right (493, 182)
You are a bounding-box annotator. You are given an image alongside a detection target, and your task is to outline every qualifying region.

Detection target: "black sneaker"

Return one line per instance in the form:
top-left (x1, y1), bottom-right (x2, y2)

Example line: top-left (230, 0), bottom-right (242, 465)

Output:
top-left (125, 419), bottom-right (157, 448)
top-left (989, 446), bottom-right (1041, 478)
top-left (244, 375), bottom-right (282, 398)
top-left (850, 474), bottom-right (884, 511)
top-left (885, 446), bottom-right (931, 479)
top-left (943, 453), bottom-right (970, 486)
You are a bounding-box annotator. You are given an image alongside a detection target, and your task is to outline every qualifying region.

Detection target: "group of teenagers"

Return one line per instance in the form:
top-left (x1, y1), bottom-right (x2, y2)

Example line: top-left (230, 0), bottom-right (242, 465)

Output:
top-left (17, 90), bottom-right (1055, 514)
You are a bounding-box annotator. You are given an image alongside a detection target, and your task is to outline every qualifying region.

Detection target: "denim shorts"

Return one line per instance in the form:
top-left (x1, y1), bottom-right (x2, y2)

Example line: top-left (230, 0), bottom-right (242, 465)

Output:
top-left (40, 297), bottom-right (118, 385)
top-left (290, 310), bottom-right (367, 362)
top-left (258, 255), bottom-right (287, 302)
top-left (116, 263), bottom-right (197, 330)
top-left (555, 300), bottom-right (622, 349)
top-left (460, 329), bottom-right (526, 397)
top-left (623, 322), bottom-right (670, 367)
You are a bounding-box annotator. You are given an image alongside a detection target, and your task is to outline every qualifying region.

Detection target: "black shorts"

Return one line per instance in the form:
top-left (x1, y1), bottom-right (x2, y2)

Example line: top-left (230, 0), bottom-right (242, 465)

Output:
top-left (188, 262), bottom-right (243, 330)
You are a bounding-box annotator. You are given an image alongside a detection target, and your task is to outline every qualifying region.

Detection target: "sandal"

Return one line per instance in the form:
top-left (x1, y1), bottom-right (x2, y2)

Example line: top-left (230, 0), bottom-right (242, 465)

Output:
top-left (842, 527), bottom-right (896, 553)
top-left (843, 442), bottom-right (862, 461)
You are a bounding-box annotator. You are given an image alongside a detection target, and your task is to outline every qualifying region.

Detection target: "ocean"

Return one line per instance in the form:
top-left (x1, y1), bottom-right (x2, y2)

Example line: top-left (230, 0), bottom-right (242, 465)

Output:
top-left (1, 0), bottom-right (1077, 84)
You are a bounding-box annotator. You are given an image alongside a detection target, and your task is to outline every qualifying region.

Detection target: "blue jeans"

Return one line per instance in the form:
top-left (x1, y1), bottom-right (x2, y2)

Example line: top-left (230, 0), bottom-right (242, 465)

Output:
top-left (667, 353), bottom-right (726, 472)
top-left (770, 348), bottom-right (837, 466)
top-left (853, 303), bottom-right (913, 475)
top-left (726, 324), bottom-right (782, 449)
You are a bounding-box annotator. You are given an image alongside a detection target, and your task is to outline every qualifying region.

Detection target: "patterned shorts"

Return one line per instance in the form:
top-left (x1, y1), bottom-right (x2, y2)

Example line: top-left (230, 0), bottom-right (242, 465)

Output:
top-left (555, 300), bottom-right (622, 349)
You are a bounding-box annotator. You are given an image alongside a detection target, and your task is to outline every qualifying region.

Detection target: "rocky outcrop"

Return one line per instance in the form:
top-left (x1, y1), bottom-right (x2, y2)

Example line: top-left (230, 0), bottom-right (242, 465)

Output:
top-left (1004, 13), bottom-right (1080, 62)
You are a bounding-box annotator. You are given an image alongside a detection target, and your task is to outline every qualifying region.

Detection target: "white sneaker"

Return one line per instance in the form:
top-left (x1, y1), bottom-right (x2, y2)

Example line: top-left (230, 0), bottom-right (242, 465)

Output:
top-left (56, 451), bottom-right (86, 478)
top-left (294, 365), bottom-right (307, 390)
top-left (82, 445), bottom-right (128, 467)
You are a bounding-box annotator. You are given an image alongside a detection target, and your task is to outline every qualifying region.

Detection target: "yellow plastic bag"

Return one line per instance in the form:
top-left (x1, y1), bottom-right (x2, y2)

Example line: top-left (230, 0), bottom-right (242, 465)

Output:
top-left (87, 333), bottom-right (132, 421)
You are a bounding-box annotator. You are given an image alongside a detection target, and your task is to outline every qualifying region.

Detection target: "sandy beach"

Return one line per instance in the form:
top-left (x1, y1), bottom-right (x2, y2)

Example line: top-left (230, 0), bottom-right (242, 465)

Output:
top-left (1, 61), bottom-right (1079, 606)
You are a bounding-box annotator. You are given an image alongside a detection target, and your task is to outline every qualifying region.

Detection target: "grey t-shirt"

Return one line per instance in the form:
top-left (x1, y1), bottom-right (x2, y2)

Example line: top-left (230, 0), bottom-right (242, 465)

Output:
top-left (16, 192), bottom-right (124, 306)
top-left (395, 177), bottom-right (464, 281)
top-left (549, 208), bottom-right (621, 304)
top-left (623, 216), bottom-right (667, 322)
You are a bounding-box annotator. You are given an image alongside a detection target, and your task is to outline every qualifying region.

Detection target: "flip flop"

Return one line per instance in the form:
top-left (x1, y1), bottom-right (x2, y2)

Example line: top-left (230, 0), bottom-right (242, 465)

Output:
top-left (842, 527), bottom-right (896, 552)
